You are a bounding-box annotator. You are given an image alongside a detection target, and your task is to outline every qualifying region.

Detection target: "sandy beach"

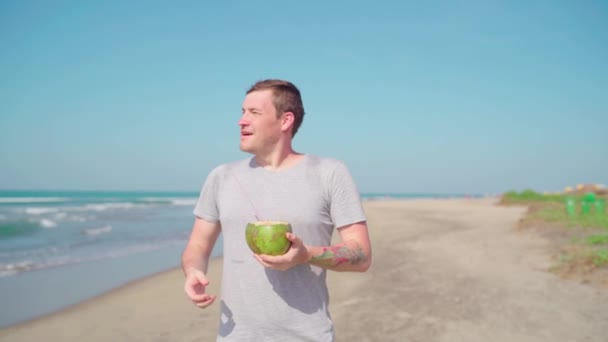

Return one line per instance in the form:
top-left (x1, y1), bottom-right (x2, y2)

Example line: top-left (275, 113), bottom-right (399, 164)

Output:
top-left (1, 198), bottom-right (607, 341)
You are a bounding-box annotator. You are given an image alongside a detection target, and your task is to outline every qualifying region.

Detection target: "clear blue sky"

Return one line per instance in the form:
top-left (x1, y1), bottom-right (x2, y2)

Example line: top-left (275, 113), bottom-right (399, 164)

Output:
top-left (1, 1), bottom-right (606, 194)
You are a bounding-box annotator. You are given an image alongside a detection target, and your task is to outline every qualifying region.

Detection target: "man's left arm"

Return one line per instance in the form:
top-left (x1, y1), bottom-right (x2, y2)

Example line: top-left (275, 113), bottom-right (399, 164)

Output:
top-left (254, 221), bottom-right (372, 272)
top-left (307, 221), bottom-right (371, 272)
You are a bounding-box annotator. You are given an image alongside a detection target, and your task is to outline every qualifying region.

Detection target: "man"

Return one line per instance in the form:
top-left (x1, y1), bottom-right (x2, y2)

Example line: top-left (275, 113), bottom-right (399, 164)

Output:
top-left (182, 79), bottom-right (372, 341)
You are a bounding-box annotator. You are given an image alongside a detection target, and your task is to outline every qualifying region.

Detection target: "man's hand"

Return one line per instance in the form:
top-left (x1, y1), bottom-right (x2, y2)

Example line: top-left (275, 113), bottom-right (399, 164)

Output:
top-left (184, 268), bottom-right (217, 308)
top-left (254, 232), bottom-right (310, 271)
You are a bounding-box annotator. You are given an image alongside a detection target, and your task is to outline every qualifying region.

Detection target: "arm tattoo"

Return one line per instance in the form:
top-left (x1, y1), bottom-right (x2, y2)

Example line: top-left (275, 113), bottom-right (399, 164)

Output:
top-left (310, 244), bottom-right (367, 268)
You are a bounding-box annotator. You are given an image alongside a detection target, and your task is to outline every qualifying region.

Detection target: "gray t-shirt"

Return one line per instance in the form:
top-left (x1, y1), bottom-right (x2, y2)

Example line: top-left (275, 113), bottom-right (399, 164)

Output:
top-left (194, 155), bottom-right (367, 341)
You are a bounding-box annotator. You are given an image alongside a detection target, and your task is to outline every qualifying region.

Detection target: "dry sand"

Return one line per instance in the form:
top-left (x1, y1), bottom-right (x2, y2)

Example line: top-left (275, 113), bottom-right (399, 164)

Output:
top-left (1, 198), bottom-right (607, 341)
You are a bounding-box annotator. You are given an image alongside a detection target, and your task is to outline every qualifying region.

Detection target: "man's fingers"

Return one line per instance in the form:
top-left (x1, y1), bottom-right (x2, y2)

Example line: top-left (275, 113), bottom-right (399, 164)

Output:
top-left (254, 254), bottom-right (284, 269)
top-left (195, 295), bottom-right (216, 308)
top-left (184, 269), bottom-right (216, 308)
top-left (185, 288), bottom-right (212, 303)
top-left (253, 254), bottom-right (272, 266)
top-left (184, 282), bottom-right (204, 298)
top-left (256, 253), bottom-right (286, 264)
top-left (285, 232), bottom-right (301, 244)
top-left (184, 281), bottom-right (212, 302)
top-left (190, 292), bottom-right (212, 302)
top-left (195, 273), bottom-right (210, 286)
top-left (193, 294), bottom-right (213, 303)
top-left (254, 254), bottom-right (292, 271)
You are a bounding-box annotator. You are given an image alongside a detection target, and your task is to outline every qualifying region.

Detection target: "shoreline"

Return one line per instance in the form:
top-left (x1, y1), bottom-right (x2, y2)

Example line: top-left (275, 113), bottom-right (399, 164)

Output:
top-left (4, 254), bottom-right (225, 330)
top-left (3, 198), bottom-right (604, 341)
top-left (1, 255), bottom-right (225, 341)
top-left (0, 235), bottom-right (224, 329)
top-left (1, 263), bottom-right (189, 329)
top-left (0, 197), bottom-right (479, 328)
top-left (0, 197), bottom-right (487, 330)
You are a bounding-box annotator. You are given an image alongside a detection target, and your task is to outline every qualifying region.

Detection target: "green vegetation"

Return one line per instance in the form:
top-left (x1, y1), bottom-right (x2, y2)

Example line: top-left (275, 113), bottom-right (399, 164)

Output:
top-left (502, 189), bottom-right (608, 229)
top-left (585, 235), bottom-right (608, 245)
top-left (502, 189), bottom-right (569, 203)
top-left (592, 250), bottom-right (608, 267)
top-left (501, 188), bottom-right (608, 282)
top-left (531, 207), bottom-right (608, 229)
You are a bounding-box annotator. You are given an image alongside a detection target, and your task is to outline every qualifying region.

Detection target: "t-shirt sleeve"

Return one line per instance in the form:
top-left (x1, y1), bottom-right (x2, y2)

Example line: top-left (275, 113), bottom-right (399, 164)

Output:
top-left (328, 161), bottom-right (367, 229)
top-left (193, 166), bottom-right (223, 223)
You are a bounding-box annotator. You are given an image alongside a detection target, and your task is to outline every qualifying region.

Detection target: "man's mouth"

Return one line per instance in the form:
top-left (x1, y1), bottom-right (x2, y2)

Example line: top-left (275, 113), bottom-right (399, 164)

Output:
top-left (241, 131), bottom-right (253, 136)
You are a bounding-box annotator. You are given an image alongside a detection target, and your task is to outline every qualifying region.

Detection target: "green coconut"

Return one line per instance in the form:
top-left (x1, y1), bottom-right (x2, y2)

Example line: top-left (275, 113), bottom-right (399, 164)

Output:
top-left (245, 221), bottom-right (292, 255)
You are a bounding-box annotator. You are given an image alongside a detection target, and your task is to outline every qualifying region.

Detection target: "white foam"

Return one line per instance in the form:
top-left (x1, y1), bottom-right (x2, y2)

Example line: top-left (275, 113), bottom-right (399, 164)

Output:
top-left (0, 259), bottom-right (70, 278)
top-left (170, 198), bottom-right (197, 206)
top-left (0, 261), bottom-right (36, 276)
top-left (39, 219), bottom-right (57, 228)
top-left (0, 261), bottom-right (46, 277)
top-left (141, 197), bottom-right (197, 206)
top-left (51, 212), bottom-right (89, 223)
top-left (0, 237), bottom-right (190, 278)
top-left (83, 203), bottom-right (136, 211)
top-left (54, 212), bottom-right (67, 219)
top-left (82, 225), bottom-right (112, 236)
top-left (141, 197), bottom-right (170, 203)
top-left (25, 207), bottom-right (60, 215)
top-left (70, 215), bottom-right (89, 223)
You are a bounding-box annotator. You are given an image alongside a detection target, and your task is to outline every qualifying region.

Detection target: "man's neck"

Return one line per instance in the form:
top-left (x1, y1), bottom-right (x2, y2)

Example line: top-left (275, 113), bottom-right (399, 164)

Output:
top-left (254, 147), bottom-right (302, 171)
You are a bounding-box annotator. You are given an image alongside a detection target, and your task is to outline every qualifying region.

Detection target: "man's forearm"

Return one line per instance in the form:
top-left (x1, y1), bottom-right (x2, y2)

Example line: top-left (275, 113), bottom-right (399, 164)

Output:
top-left (181, 243), bottom-right (209, 276)
top-left (308, 240), bottom-right (370, 272)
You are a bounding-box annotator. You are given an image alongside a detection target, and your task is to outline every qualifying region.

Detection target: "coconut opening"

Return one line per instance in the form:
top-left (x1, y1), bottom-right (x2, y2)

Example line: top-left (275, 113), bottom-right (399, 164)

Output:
top-left (252, 221), bottom-right (289, 225)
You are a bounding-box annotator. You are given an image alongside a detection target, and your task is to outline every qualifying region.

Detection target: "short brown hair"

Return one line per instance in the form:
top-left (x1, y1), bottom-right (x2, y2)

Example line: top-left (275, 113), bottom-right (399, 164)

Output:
top-left (246, 79), bottom-right (305, 137)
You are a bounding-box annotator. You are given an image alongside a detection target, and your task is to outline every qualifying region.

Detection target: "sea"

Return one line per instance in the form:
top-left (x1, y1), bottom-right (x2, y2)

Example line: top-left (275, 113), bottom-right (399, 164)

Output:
top-left (0, 190), bottom-right (470, 328)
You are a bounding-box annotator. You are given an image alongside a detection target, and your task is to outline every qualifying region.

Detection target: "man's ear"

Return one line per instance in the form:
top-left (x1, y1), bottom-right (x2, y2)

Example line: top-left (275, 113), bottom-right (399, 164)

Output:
top-left (281, 112), bottom-right (295, 133)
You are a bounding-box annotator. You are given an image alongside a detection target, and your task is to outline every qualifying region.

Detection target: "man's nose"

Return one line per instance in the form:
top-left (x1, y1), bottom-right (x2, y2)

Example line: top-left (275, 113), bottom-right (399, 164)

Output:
top-left (238, 113), bottom-right (251, 126)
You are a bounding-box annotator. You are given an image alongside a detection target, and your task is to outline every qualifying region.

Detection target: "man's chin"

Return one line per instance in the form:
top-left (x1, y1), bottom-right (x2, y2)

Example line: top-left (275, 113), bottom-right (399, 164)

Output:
top-left (239, 144), bottom-right (254, 153)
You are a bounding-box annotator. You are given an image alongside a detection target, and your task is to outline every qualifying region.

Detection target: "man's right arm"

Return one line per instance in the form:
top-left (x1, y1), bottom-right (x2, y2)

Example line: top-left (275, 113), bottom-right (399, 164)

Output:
top-left (182, 216), bottom-right (221, 276)
top-left (182, 217), bottom-right (221, 308)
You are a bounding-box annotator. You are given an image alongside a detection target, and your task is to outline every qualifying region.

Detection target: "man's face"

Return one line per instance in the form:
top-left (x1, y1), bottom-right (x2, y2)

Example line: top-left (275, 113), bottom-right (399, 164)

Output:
top-left (239, 90), bottom-right (283, 154)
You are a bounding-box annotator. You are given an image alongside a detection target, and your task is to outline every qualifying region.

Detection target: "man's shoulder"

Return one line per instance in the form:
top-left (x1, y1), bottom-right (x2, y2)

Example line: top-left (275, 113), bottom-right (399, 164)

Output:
top-left (305, 154), bottom-right (348, 170)
top-left (221, 157), bottom-right (252, 169)
top-left (208, 157), bottom-right (252, 176)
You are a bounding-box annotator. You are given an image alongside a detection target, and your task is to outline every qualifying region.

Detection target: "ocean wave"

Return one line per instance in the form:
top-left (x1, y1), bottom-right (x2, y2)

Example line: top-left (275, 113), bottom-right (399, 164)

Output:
top-left (16, 198), bottom-right (194, 220)
top-left (79, 199), bottom-right (194, 211)
top-left (21, 203), bottom-right (143, 216)
top-left (40, 219), bottom-right (57, 228)
top-left (0, 261), bottom-right (37, 277)
top-left (82, 225), bottom-right (112, 236)
top-left (0, 238), bottom-right (188, 278)
top-left (0, 245), bottom-right (62, 259)
top-left (141, 197), bottom-right (197, 206)
top-left (139, 197), bottom-right (172, 204)
top-left (169, 198), bottom-right (197, 206)
top-left (21, 208), bottom-right (91, 224)
top-left (49, 212), bottom-right (90, 223)
top-left (83, 203), bottom-right (137, 211)
top-left (0, 221), bottom-right (40, 238)
top-left (0, 197), bottom-right (68, 204)
top-left (25, 207), bottom-right (60, 215)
